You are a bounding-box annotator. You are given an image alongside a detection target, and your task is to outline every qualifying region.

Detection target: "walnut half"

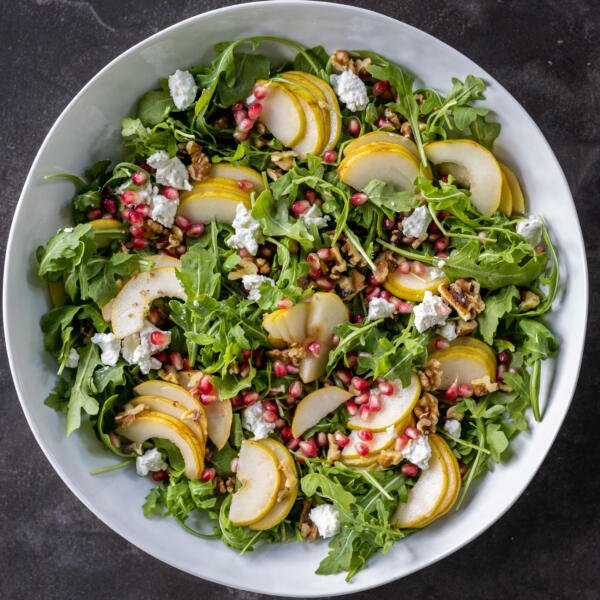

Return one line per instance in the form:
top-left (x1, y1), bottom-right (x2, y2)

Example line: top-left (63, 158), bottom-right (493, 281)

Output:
top-left (414, 392), bottom-right (439, 434)
top-left (438, 279), bottom-right (485, 321)
top-left (418, 359), bottom-right (442, 391)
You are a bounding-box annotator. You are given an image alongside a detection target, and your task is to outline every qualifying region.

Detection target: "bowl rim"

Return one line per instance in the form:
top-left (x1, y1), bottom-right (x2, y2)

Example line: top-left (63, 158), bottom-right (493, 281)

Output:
top-left (3, 1), bottom-right (588, 596)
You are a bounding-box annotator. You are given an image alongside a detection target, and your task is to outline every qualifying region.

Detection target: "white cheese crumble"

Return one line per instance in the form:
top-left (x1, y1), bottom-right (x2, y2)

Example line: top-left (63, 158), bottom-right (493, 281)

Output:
top-left (135, 448), bottom-right (167, 477)
top-left (226, 203), bottom-right (263, 256)
top-left (90, 332), bottom-right (120, 366)
top-left (168, 69), bottom-right (198, 110)
top-left (309, 504), bottom-right (341, 538)
top-left (242, 401), bottom-right (276, 440)
top-left (65, 348), bottom-right (80, 369)
top-left (301, 204), bottom-right (330, 229)
top-left (241, 274), bottom-right (274, 302)
top-left (436, 321), bottom-right (458, 341)
top-left (121, 321), bottom-right (170, 375)
top-left (443, 419), bottom-right (462, 438)
top-left (515, 216), bottom-right (543, 246)
top-left (63, 227), bottom-right (73, 233)
top-left (329, 70), bottom-right (369, 112)
top-left (367, 297), bottom-right (396, 320)
top-left (147, 151), bottom-right (192, 191)
top-left (401, 435), bottom-right (432, 470)
top-left (150, 193), bottom-right (179, 228)
top-left (436, 259), bottom-right (446, 268)
top-left (413, 291), bottom-right (451, 333)
top-left (428, 267), bottom-right (445, 281)
top-left (401, 206), bottom-right (431, 238)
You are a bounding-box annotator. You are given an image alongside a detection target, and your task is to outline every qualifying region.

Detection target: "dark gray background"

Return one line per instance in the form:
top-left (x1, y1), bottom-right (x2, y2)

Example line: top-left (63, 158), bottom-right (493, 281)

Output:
top-left (1, 1), bottom-right (598, 598)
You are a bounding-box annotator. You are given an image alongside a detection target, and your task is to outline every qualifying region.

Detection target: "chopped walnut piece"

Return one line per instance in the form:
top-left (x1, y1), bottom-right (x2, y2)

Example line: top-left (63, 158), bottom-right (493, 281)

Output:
top-left (225, 476), bottom-right (236, 494)
top-left (158, 366), bottom-right (180, 384)
top-left (446, 406), bottom-right (464, 421)
top-left (267, 167), bottom-right (283, 181)
top-left (341, 235), bottom-right (367, 267)
top-left (377, 449), bottom-right (403, 468)
top-left (418, 359), bottom-right (442, 391)
top-left (326, 434), bottom-right (341, 463)
top-left (471, 375), bottom-right (499, 397)
top-left (329, 244), bottom-right (348, 279)
top-left (115, 402), bottom-right (146, 426)
top-left (336, 269), bottom-right (366, 302)
top-left (455, 320), bottom-right (478, 336)
top-left (400, 122), bottom-right (413, 139)
top-left (299, 498), bottom-right (318, 540)
top-left (213, 476), bottom-right (227, 494)
top-left (331, 49), bottom-right (351, 71)
top-left (266, 343), bottom-right (308, 365)
top-left (227, 257), bottom-right (259, 280)
top-left (187, 144), bottom-right (210, 182)
top-left (519, 290), bottom-right (541, 311)
top-left (384, 107), bottom-right (404, 129)
top-left (438, 279), bottom-right (485, 321)
top-left (414, 392), bottom-right (439, 434)
top-left (271, 151), bottom-right (297, 171)
top-left (498, 382), bottom-right (513, 393)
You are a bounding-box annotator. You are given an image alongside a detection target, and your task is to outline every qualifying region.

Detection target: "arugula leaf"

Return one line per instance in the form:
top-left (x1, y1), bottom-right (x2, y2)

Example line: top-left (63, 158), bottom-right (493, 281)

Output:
top-left (301, 473), bottom-right (356, 511)
top-left (96, 393), bottom-right (132, 457)
top-left (216, 52), bottom-right (270, 107)
top-left (137, 89), bottom-right (174, 126)
top-left (470, 116), bottom-right (501, 149)
top-left (44, 370), bottom-right (75, 414)
top-left (517, 319), bottom-right (558, 363)
top-left (143, 485), bottom-right (166, 517)
top-left (478, 285), bottom-right (519, 344)
top-left (66, 344), bottom-right (102, 436)
top-left (362, 179), bottom-right (418, 214)
top-left (293, 45), bottom-right (329, 76)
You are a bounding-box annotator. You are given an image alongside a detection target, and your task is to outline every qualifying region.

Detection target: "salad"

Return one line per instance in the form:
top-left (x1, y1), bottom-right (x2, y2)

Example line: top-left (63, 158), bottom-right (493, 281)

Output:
top-left (37, 37), bottom-right (559, 580)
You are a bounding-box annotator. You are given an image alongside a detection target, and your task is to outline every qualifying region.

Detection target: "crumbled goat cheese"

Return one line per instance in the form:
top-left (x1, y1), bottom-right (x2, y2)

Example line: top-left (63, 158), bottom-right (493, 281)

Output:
top-left (329, 70), bottom-right (369, 112)
top-left (62, 227), bottom-right (73, 233)
top-left (413, 291), bottom-right (451, 333)
top-left (309, 504), bottom-right (341, 538)
top-left (437, 321), bottom-right (458, 341)
top-left (516, 216), bottom-right (543, 246)
top-left (367, 297), bottom-right (396, 320)
top-left (241, 274), bottom-right (274, 302)
top-left (150, 193), bottom-right (178, 228)
top-left (147, 151), bottom-right (192, 191)
top-left (121, 321), bottom-right (170, 375)
top-left (226, 203), bottom-right (263, 256)
top-left (443, 419), bottom-right (462, 438)
top-left (301, 204), bottom-right (330, 229)
top-left (136, 448), bottom-right (167, 477)
top-left (401, 435), bottom-right (432, 470)
top-left (168, 69), bottom-right (198, 110)
top-left (401, 206), bottom-right (431, 239)
top-left (436, 259), bottom-right (446, 268)
top-left (428, 267), bottom-right (445, 281)
top-left (65, 348), bottom-right (80, 369)
top-left (91, 332), bottom-right (120, 366)
top-left (242, 401), bottom-right (276, 440)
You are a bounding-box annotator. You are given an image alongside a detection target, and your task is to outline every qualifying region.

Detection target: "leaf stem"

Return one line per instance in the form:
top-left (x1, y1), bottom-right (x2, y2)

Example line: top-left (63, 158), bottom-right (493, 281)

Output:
top-left (530, 359), bottom-right (542, 422)
top-left (89, 459), bottom-right (134, 475)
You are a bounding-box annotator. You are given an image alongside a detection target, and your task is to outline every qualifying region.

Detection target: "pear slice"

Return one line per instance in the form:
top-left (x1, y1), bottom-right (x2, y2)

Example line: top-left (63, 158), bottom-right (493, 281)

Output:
top-left (180, 177), bottom-right (253, 202)
top-left (116, 410), bottom-right (204, 479)
top-left (229, 440), bottom-right (281, 526)
top-left (341, 429), bottom-right (396, 460)
top-left (337, 142), bottom-right (423, 192)
top-left (425, 139), bottom-right (502, 216)
top-left (384, 263), bottom-right (448, 302)
top-left (133, 380), bottom-right (207, 440)
top-left (256, 80), bottom-right (306, 147)
top-left (111, 267), bottom-right (186, 338)
top-left (343, 131), bottom-right (419, 161)
top-left (392, 437), bottom-right (449, 528)
top-left (250, 439), bottom-right (298, 530)
top-left (291, 386), bottom-right (352, 438)
top-left (429, 343), bottom-right (496, 390)
top-left (499, 162), bottom-right (525, 213)
top-left (89, 218), bottom-right (125, 248)
top-left (446, 337), bottom-right (497, 365)
top-left (209, 164), bottom-right (265, 193)
top-left (429, 435), bottom-right (461, 521)
top-left (340, 454), bottom-right (380, 468)
top-left (129, 395), bottom-right (205, 445)
top-left (176, 190), bottom-right (249, 225)
top-left (263, 302), bottom-right (310, 345)
top-left (498, 172), bottom-right (513, 216)
top-left (262, 308), bottom-right (289, 342)
top-left (347, 374), bottom-right (421, 432)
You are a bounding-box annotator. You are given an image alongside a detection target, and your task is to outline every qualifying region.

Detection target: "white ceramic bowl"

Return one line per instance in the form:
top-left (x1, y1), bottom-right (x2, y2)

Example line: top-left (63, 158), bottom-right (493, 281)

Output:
top-left (4, 1), bottom-right (587, 596)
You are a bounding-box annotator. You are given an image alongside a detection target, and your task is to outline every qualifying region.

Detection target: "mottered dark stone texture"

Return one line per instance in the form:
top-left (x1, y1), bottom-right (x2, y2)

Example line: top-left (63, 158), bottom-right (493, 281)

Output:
top-left (1, 1), bottom-right (599, 598)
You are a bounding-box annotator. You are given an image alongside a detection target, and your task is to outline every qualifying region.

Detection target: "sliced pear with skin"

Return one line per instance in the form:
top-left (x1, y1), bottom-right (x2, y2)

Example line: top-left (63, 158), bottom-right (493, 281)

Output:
top-left (129, 395), bottom-right (205, 445)
top-left (262, 308), bottom-right (289, 341)
top-left (499, 163), bottom-right (525, 214)
top-left (209, 164), bottom-right (265, 193)
top-left (343, 131), bottom-right (419, 161)
top-left (429, 435), bottom-right (461, 521)
top-left (176, 190), bottom-right (249, 225)
top-left (498, 172), bottom-right (513, 216)
top-left (180, 177), bottom-right (253, 203)
top-left (264, 302), bottom-right (310, 345)
top-left (429, 345), bottom-right (496, 390)
top-left (229, 440), bottom-right (281, 526)
top-left (446, 337), bottom-right (497, 365)
top-left (426, 139), bottom-right (502, 217)
top-left (384, 263), bottom-right (449, 302)
top-left (392, 438), bottom-right (449, 528)
top-left (341, 454), bottom-right (380, 468)
top-left (116, 410), bottom-right (204, 479)
top-left (256, 80), bottom-right (306, 147)
top-left (111, 267), bottom-right (186, 339)
top-left (341, 429), bottom-right (396, 460)
top-left (291, 386), bottom-right (353, 438)
top-left (89, 218), bottom-right (125, 248)
top-left (347, 374), bottom-right (421, 432)
top-left (133, 380), bottom-right (207, 439)
top-left (337, 142), bottom-right (424, 192)
top-left (250, 439), bottom-right (298, 530)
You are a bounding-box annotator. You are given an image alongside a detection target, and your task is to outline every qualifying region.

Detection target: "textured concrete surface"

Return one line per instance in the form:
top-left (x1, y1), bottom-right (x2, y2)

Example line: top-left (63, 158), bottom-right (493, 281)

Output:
top-left (1, 1), bottom-right (599, 598)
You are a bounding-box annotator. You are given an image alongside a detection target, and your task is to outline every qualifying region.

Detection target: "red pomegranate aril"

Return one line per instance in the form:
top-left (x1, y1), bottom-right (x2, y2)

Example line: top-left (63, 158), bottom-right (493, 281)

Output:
top-left (273, 360), bottom-right (288, 378)
top-left (175, 244), bottom-right (187, 256)
top-left (87, 208), bottom-right (103, 221)
top-left (200, 394), bottom-right (218, 405)
top-left (286, 437), bottom-right (301, 451)
top-left (242, 349), bottom-right (251, 360)
top-left (458, 383), bottom-right (473, 398)
top-left (383, 217), bottom-right (396, 230)
top-left (401, 463), bottom-right (419, 477)
top-left (354, 392), bottom-right (370, 405)
top-left (292, 199), bottom-right (310, 216)
top-left (102, 198), bottom-right (117, 213)
top-left (398, 261), bottom-right (412, 274)
top-left (355, 442), bottom-right (370, 457)
top-left (233, 130), bottom-right (250, 143)
top-left (277, 297), bottom-right (293, 309)
top-left (379, 381), bottom-right (394, 395)
top-left (187, 223), bottom-right (205, 238)
top-left (248, 102), bottom-right (263, 120)
top-left (181, 357), bottom-right (189, 370)
top-left (412, 261), bottom-right (427, 276)
top-left (242, 391), bottom-right (259, 406)
top-left (404, 426), bottom-right (419, 440)
top-left (359, 405), bottom-right (371, 421)
top-left (121, 190), bottom-right (139, 205)
top-left (262, 400), bottom-right (278, 413)
top-left (331, 334), bottom-right (340, 346)
top-left (304, 188), bottom-right (317, 202)
top-left (368, 393), bottom-right (382, 412)
top-left (238, 117), bottom-right (254, 132)
top-left (436, 252), bottom-right (450, 259)
top-left (434, 338), bottom-right (450, 350)
top-left (289, 380), bottom-right (303, 398)
top-left (335, 368), bottom-right (352, 386)
top-left (132, 237), bottom-right (148, 250)
top-left (279, 426), bottom-right (293, 441)
top-left (358, 429), bottom-right (373, 441)
top-left (316, 432), bottom-right (329, 447)
top-left (131, 171), bottom-right (147, 185)
top-left (372, 79), bottom-right (390, 95)
top-left (237, 179), bottom-right (254, 192)
top-left (307, 341), bottom-right (321, 356)
top-left (350, 192), bottom-right (368, 206)
top-left (381, 290), bottom-right (391, 301)
top-left (232, 101), bottom-right (244, 112)
top-left (169, 352), bottom-right (183, 370)
top-left (299, 440), bottom-right (317, 458)
top-left (233, 109), bottom-right (248, 125)
top-left (498, 350), bottom-right (512, 364)
top-left (434, 237), bottom-right (449, 252)
top-left (334, 431), bottom-right (350, 447)
top-left (135, 204), bottom-right (150, 217)
top-left (395, 434), bottom-right (410, 451)
top-left (353, 314), bottom-right (364, 323)
top-left (199, 375), bottom-right (213, 394)
top-left (345, 400), bottom-right (358, 416)
top-left (286, 364), bottom-right (299, 375)
top-left (275, 418), bottom-right (287, 430)
top-left (376, 117), bottom-right (393, 128)
top-left (347, 117), bottom-right (361, 137)
top-left (148, 308), bottom-right (161, 326)
top-left (263, 409), bottom-right (278, 423)
top-left (230, 395), bottom-right (242, 408)
top-left (323, 150), bottom-right (337, 163)
top-left (439, 175), bottom-right (449, 184)
top-left (253, 84), bottom-right (267, 100)
top-left (201, 468), bottom-right (216, 482)
top-left (108, 432), bottom-right (121, 448)
top-left (130, 224), bottom-right (145, 238)
top-left (445, 383), bottom-right (459, 401)
top-left (315, 277), bottom-right (334, 291)
top-left (174, 215), bottom-right (191, 231)
top-left (149, 331), bottom-right (169, 347)
top-left (154, 350), bottom-right (168, 363)
top-left (152, 470), bottom-right (169, 482)
top-left (161, 186), bottom-right (179, 201)
top-left (316, 247), bottom-right (331, 260)
top-left (351, 376), bottom-right (368, 392)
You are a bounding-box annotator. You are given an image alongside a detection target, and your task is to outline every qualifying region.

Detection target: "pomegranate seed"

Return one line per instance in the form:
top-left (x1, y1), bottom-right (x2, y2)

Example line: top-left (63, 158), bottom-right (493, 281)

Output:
top-left (199, 375), bottom-right (213, 394)
top-left (458, 383), bottom-right (473, 398)
top-left (273, 360), bottom-right (288, 378)
top-left (405, 426), bottom-right (419, 440)
top-left (376, 118), bottom-right (393, 128)
top-left (316, 432), bottom-right (328, 447)
top-left (304, 189), bottom-right (317, 203)
top-left (383, 217), bottom-right (396, 230)
top-left (253, 84), bottom-right (267, 100)
top-left (331, 334), bottom-right (340, 346)
top-left (230, 457), bottom-right (239, 472)
top-left (241, 349), bottom-right (252, 360)
top-left (132, 171), bottom-right (147, 185)
top-left (398, 261), bottom-right (412, 275)
top-left (352, 314), bottom-right (364, 323)
top-left (379, 381), bottom-right (394, 395)
top-left (350, 192), bottom-right (368, 206)
top-left (87, 208), bottom-right (102, 220)
top-left (237, 180), bottom-right (254, 193)
top-left (280, 426), bottom-right (293, 441)
top-left (347, 118), bottom-right (361, 137)
top-left (130, 224), bottom-right (145, 238)
top-left (323, 150), bottom-right (337, 163)
top-left (498, 350), bottom-right (512, 364)
top-left (108, 432), bottom-right (121, 448)
top-left (233, 109), bottom-right (248, 125)
top-left (149, 331), bottom-right (169, 347)
top-left (299, 440), bottom-right (317, 458)
top-left (351, 376), bottom-right (368, 392)
top-left (275, 418), bottom-right (287, 429)
top-left (307, 341), bottom-right (321, 356)
top-left (395, 434), bottom-right (410, 451)
top-left (412, 261), bottom-right (427, 276)
top-left (248, 103), bottom-right (262, 119)
top-left (169, 352), bottom-right (183, 370)
top-left (401, 463), bottom-right (419, 477)
top-left (358, 429), bottom-right (373, 441)
top-left (232, 102), bottom-right (244, 112)
top-left (359, 405), bottom-right (371, 421)
top-left (445, 383), bottom-right (459, 401)
top-left (288, 380), bottom-right (303, 398)
top-left (381, 290), bottom-right (391, 301)
top-left (286, 437), bottom-right (301, 451)
top-left (121, 190), bottom-right (139, 205)
top-left (440, 175), bottom-right (449, 184)
top-left (187, 223), bottom-right (205, 238)
top-left (368, 394), bottom-right (382, 412)
top-left (345, 400), bottom-right (358, 416)
top-left (238, 117), bottom-right (254, 132)
top-left (102, 198), bottom-right (117, 213)
top-left (200, 394), bottom-right (218, 405)
top-left (277, 298), bottom-right (293, 309)
top-left (233, 130), bottom-right (250, 143)
top-left (317, 247), bottom-right (331, 260)
top-left (201, 468), bottom-right (216, 482)
top-left (263, 409), bottom-right (278, 423)
top-left (334, 431), bottom-right (350, 447)
top-left (434, 338), bottom-right (450, 350)
top-left (160, 186), bottom-right (178, 201)
top-left (154, 350), bottom-right (168, 364)
top-left (355, 392), bottom-right (370, 405)
top-left (306, 252), bottom-right (320, 266)
top-left (124, 209), bottom-right (144, 225)
top-left (372, 79), bottom-right (390, 95)
top-left (230, 395), bottom-right (242, 408)
top-left (181, 357), bottom-right (189, 370)
top-left (436, 252), bottom-right (450, 259)
top-left (152, 470), bottom-right (169, 482)
top-left (315, 277), bottom-right (334, 291)
top-left (132, 237), bottom-right (148, 249)
top-left (397, 300), bottom-right (414, 314)
top-left (175, 244), bottom-right (187, 255)
top-left (242, 391), bottom-right (259, 406)
top-left (286, 364), bottom-right (299, 374)
top-left (135, 204), bottom-right (150, 217)
top-left (172, 215), bottom-right (190, 231)
top-left (292, 199), bottom-right (310, 216)
top-left (355, 442), bottom-right (370, 457)
top-left (335, 368), bottom-right (352, 386)
top-left (434, 237), bottom-right (449, 252)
